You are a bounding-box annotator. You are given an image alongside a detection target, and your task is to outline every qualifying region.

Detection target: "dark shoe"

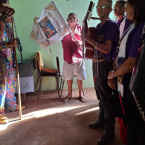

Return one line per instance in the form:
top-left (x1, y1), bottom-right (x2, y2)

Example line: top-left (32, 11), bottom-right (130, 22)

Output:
top-left (78, 96), bottom-right (86, 103)
top-left (89, 121), bottom-right (105, 129)
top-left (97, 133), bottom-right (115, 145)
top-left (62, 96), bottom-right (72, 102)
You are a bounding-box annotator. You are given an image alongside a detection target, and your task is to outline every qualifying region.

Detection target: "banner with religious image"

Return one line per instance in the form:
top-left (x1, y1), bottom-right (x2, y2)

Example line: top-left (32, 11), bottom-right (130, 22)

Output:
top-left (30, 1), bottom-right (69, 48)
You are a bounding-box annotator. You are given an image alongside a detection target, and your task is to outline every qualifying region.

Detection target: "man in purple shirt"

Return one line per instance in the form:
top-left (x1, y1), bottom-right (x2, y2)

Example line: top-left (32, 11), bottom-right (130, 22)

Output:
top-left (85, 0), bottom-right (119, 144)
top-left (114, 0), bottom-right (126, 27)
top-left (114, 0), bottom-right (132, 39)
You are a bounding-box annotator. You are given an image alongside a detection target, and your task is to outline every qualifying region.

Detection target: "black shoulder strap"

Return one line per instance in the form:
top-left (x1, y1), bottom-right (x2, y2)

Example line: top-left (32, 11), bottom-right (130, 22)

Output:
top-left (120, 23), bottom-right (133, 42)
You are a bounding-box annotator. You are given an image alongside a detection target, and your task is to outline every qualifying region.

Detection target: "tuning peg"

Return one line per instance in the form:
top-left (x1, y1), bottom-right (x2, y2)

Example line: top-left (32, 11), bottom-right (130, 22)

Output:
top-left (88, 13), bottom-right (92, 21)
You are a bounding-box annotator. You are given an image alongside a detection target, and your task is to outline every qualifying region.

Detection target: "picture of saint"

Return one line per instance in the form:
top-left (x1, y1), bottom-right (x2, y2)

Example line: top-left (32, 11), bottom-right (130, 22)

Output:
top-left (39, 16), bottom-right (57, 39)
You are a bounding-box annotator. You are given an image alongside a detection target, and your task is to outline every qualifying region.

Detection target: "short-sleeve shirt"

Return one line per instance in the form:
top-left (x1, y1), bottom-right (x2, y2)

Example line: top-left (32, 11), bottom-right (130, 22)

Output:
top-left (123, 18), bottom-right (132, 34)
top-left (61, 24), bottom-right (83, 64)
top-left (116, 17), bottom-right (132, 37)
top-left (96, 20), bottom-right (119, 61)
top-left (125, 22), bottom-right (144, 59)
top-left (116, 17), bottom-right (125, 27)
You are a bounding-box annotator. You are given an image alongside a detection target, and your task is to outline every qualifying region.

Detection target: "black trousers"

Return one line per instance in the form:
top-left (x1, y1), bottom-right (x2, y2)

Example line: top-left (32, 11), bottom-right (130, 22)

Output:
top-left (93, 60), bottom-right (115, 134)
top-left (123, 73), bottom-right (145, 145)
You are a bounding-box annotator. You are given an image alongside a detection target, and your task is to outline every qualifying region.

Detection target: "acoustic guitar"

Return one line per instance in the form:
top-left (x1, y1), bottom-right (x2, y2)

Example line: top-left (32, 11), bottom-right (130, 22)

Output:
top-left (83, 1), bottom-right (97, 59)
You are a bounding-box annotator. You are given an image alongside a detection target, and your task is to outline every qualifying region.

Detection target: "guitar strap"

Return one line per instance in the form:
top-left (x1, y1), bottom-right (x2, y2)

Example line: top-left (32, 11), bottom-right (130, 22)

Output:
top-left (11, 17), bottom-right (23, 67)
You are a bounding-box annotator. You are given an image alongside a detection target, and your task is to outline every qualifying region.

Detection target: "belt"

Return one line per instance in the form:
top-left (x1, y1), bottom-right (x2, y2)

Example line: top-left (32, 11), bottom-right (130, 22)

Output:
top-left (92, 58), bottom-right (113, 63)
top-left (92, 58), bottom-right (105, 62)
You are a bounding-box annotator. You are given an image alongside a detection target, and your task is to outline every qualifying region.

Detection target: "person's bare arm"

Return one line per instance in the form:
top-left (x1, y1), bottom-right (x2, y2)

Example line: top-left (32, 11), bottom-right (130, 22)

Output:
top-left (0, 20), bottom-right (5, 39)
top-left (85, 28), bottom-right (112, 54)
top-left (108, 57), bottom-right (136, 79)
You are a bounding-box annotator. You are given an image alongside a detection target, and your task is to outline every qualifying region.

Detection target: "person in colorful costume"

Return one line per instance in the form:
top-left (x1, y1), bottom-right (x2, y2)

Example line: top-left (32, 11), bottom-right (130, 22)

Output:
top-left (0, 0), bottom-right (25, 124)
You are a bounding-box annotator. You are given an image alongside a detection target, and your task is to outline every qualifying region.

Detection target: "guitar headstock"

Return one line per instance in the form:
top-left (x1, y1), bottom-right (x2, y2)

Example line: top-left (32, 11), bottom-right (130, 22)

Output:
top-left (84, 1), bottom-right (95, 22)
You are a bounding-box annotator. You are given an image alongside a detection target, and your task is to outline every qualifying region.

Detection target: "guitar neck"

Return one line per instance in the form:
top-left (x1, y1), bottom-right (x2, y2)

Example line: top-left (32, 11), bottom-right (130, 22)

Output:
top-left (84, 20), bottom-right (88, 33)
top-left (83, 1), bottom-right (95, 33)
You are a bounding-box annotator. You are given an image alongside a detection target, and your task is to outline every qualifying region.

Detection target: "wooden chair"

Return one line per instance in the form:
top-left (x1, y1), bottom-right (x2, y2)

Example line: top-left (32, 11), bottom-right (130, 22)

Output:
top-left (34, 51), bottom-right (60, 98)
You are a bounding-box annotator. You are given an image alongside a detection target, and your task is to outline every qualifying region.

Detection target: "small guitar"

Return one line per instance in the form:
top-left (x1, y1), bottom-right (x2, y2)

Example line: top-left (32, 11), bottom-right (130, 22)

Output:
top-left (82, 1), bottom-right (96, 59)
top-left (0, 7), bottom-right (15, 21)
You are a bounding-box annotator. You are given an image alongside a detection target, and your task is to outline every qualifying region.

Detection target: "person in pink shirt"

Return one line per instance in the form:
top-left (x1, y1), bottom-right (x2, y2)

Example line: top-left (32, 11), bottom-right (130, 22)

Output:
top-left (61, 13), bottom-right (87, 102)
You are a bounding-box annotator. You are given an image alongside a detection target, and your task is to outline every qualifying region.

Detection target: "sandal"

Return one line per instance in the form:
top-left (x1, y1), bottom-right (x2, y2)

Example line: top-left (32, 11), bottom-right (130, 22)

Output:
top-left (0, 115), bottom-right (9, 124)
top-left (78, 96), bottom-right (86, 103)
top-left (15, 105), bottom-right (26, 111)
top-left (62, 96), bottom-right (72, 102)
